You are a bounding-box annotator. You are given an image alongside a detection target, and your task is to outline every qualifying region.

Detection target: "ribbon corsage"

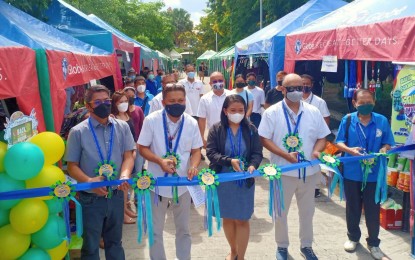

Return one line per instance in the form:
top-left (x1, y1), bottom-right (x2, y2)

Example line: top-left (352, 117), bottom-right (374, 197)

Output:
top-left (198, 168), bottom-right (221, 236)
top-left (94, 161), bottom-right (118, 198)
top-left (259, 164), bottom-right (284, 220)
top-left (132, 171), bottom-right (155, 246)
top-left (319, 153), bottom-right (344, 200)
top-left (49, 181), bottom-right (83, 243)
top-left (162, 152), bottom-right (181, 203)
top-left (360, 155), bottom-right (377, 190)
top-left (282, 133), bottom-right (303, 152)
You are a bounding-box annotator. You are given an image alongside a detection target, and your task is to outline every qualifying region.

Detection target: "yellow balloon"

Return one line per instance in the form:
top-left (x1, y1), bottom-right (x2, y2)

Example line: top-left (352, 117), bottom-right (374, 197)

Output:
top-left (10, 199), bottom-right (49, 234)
top-left (0, 141), bottom-right (7, 172)
top-left (46, 240), bottom-right (69, 260)
top-left (26, 165), bottom-right (66, 200)
top-left (0, 224), bottom-right (31, 259)
top-left (30, 132), bottom-right (65, 165)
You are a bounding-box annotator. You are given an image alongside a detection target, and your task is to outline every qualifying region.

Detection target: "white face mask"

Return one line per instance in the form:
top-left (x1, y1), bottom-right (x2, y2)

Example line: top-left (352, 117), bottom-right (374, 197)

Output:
top-left (117, 102), bottom-right (129, 112)
top-left (137, 84), bottom-right (146, 93)
top-left (227, 113), bottom-right (244, 124)
top-left (286, 91), bottom-right (303, 103)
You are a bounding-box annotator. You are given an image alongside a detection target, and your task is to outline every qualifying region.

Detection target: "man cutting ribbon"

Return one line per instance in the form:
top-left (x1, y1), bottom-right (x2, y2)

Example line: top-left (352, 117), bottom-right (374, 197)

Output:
top-left (65, 85), bottom-right (135, 259)
top-left (258, 73), bottom-right (330, 260)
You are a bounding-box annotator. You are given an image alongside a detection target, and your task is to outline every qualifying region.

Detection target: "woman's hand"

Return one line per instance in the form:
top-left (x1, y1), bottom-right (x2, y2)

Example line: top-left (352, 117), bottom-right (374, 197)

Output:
top-left (231, 159), bottom-right (242, 172)
top-left (247, 166), bottom-right (256, 174)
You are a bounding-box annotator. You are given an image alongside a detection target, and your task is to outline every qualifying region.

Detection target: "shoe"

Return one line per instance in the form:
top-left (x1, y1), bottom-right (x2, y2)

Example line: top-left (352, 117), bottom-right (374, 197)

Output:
top-left (368, 246), bottom-right (385, 260)
top-left (300, 247), bottom-right (318, 260)
top-left (314, 189), bottom-right (321, 198)
top-left (276, 247), bottom-right (288, 260)
top-left (344, 240), bottom-right (358, 252)
top-left (201, 154), bottom-right (206, 161)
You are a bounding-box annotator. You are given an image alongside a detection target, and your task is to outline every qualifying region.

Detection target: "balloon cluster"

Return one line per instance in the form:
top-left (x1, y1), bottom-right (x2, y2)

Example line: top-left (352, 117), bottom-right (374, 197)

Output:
top-left (0, 132), bottom-right (68, 260)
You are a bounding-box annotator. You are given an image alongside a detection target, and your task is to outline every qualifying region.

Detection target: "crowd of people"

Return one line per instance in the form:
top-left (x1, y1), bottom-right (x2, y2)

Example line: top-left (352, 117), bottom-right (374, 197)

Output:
top-left (62, 65), bottom-right (394, 260)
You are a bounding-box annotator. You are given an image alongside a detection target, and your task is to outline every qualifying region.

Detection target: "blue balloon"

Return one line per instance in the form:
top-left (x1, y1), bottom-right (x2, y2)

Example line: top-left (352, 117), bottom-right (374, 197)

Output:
top-left (32, 215), bottom-right (66, 249)
top-left (0, 173), bottom-right (25, 210)
top-left (18, 248), bottom-right (51, 260)
top-left (45, 199), bottom-right (63, 215)
top-left (4, 142), bottom-right (44, 181)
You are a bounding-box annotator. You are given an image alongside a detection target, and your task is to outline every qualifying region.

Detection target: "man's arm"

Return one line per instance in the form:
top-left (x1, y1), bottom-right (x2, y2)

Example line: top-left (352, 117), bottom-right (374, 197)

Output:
top-left (324, 116), bottom-right (330, 126)
top-left (187, 148), bottom-right (201, 180)
top-left (311, 138), bottom-right (326, 159)
top-left (67, 162), bottom-right (107, 195)
top-left (264, 103), bottom-right (271, 109)
top-left (138, 145), bottom-right (175, 174)
top-left (119, 150), bottom-right (134, 179)
top-left (198, 117), bottom-right (207, 148)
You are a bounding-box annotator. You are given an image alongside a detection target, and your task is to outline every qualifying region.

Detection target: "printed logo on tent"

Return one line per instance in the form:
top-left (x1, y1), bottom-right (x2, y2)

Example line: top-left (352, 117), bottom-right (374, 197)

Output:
top-left (62, 58), bottom-right (68, 81)
top-left (295, 40), bottom-right (302, 54)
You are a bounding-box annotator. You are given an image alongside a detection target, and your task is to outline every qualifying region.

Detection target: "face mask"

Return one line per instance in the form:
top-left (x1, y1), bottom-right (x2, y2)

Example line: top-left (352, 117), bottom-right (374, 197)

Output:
top-left (356, 104), bottom-right (374, 115)
top-left (137, 85), bottom-right (146, 93)
top-left (303, 86), bottom-right (312, 94)
top-left (148, 74), bottom-right (155, 80)
top-left (228, 113), bottom-right (244, 124)
top-left (235, 83), bottom-right (245, 88)
top-left (128, 75), bottom-right (136, 81)
top-left (165, 103), bottom-right (186, 117)
top-left (187, 72), bottom-right (195, 79)
top-left (93, 103), bottom-right (111, 119)
top-left (286, 91), bottom-right (303, 103)
top-left (248, 80), bottom-right (256, 86)
top-left (277, 80), bottom-right (283, 86)
top-left (212, 82), bottom-right (224, 90)
top-left (128, 97), bottom-right (135, 106)
top-left (117, 102), bottom-right (129, 112)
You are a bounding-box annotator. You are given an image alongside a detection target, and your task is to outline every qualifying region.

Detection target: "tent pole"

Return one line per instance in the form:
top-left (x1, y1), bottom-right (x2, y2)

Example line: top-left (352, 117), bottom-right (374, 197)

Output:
top-left (260, 0), bottom-right (263, 29)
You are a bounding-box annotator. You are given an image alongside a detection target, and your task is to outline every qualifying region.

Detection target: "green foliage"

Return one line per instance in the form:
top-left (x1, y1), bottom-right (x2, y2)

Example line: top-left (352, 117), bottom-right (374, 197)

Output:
top-left (166, 8), bottom-right (194, 48)
top-left (6, 0), bottom-right (51, 21)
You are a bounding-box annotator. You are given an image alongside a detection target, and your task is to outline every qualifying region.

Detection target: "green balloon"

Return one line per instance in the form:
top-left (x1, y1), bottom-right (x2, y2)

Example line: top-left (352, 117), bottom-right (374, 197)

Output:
top-left (4, 142), bottom-right (44, 181)
top-left (45, 199), bottom-right (63, 215)
top-left (0, 209), bottom-right (10, 227)
top-left (32, 215), bottom-right (66, 249)
top-left (0, 173), bottom-right (25, 210)
top-left (18, 248), bottom-right (51, 260)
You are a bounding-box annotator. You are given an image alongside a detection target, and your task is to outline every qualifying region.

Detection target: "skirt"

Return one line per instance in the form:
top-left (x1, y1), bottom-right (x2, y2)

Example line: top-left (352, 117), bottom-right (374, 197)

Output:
top-left (214, 179), bottom-right (255, 221)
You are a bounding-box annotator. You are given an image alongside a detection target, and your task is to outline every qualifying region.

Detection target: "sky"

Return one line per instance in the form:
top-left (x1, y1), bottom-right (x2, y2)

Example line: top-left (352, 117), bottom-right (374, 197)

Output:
top-left (142, 0), bottom-right (207, 26)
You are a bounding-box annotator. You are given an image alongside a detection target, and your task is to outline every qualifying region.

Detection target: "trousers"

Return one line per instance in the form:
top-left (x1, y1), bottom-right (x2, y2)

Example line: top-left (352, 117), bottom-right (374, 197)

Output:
top-left (150, 191), bottom-right (192, 260)
top-left (275, 173), bottom-right (319, 248)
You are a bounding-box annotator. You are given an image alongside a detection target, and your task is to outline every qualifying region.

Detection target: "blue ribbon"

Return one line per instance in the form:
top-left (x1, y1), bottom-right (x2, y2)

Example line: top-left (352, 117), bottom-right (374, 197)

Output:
top-left (1, 144), bottom-right (415, 202)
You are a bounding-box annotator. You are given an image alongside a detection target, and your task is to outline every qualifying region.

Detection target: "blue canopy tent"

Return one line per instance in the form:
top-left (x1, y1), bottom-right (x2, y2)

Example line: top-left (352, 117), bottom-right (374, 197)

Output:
top-left (0, 0), bottom-right (115, 132)
top-left (234, 0), bottom-right (347, 88)
top-left (87, 14), bottom-right (159, 73)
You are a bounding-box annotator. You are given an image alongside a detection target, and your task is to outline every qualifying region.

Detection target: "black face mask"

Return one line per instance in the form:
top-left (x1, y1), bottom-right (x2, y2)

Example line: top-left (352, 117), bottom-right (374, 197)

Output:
top-left (165, 103), bottom-right (186, 117)
top-left (277, 80), bottom-right (283, 86)
top-left (235, 83), bottom-right (245, 88)
top-left (128, 97), bottom-right (135, 106)
top-left (93, 103), bottom-right (111, 119)
top-left (303, 86), bottom-right (312, 94)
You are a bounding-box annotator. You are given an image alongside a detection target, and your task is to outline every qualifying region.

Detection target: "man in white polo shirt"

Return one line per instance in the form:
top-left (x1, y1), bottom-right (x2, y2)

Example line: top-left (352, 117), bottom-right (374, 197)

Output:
top-left (138, 84), bottom-right (202, 260)
top-left (246, 72), bottom-right (265, 128)
top-left (258, 73), bottom-right (330, 260)
top-left (197, 71), bottom-right (231, 148)
top-left (179, 64), bottom-right (204, 119)
top-left (149, 74), bottom-right (193, 115)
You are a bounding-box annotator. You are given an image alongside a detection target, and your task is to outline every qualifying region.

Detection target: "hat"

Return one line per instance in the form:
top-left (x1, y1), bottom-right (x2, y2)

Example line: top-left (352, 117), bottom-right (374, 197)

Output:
top-left (124, 86), bottom-right (136, 93)
top-left (128, 68), bottom-right (136, 73)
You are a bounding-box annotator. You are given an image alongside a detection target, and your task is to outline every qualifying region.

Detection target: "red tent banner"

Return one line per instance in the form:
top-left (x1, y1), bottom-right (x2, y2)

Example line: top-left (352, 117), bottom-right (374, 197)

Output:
top-left (112, 35), bottom-right (134, 54)
top-left (132, 46), bottom-right (141, 73)
top-left (285, 16), bottom-right (415, 72)
top-left (46, 50), bottom-right (116, 132)
top-left (0, 46), bottom-right (46, 131)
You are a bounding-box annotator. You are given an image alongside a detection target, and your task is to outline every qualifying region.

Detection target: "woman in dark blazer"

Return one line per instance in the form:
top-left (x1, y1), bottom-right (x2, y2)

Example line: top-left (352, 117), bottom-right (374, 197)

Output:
top-left (206, 94), bottom-right (263, 260)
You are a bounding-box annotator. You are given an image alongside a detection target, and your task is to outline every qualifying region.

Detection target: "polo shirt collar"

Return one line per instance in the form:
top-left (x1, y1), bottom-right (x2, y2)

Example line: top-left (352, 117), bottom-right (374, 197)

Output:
top-left (303, 93), bottom-right (313, 103)
top-left (213, 90), bottom-right (227, 98)
top-left (352, 112), bottom-right (375, 126)
top-left (89, 116), bottom-right (114, 128)
top-left (282, 99), bottom-right (304, 116)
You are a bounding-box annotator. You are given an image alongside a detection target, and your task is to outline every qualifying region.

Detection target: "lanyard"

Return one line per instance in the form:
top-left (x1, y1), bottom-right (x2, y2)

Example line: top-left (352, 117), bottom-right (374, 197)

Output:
top-left (88, 118), bottom-right (114, 163)
top-left (356, 119), bottom-right (375, 154)
top-left (162, 110), bottom-right (185, 154)
top-left (282, 103), bottom-right (303, 134)
top-left (227, 126), bottom-right (242, 157)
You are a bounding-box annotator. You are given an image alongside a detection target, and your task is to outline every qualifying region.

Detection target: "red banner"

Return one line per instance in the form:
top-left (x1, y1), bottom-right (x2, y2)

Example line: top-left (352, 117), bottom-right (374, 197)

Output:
top-left (46, 50), bottom-right (116, 133)
top-left (0, 46), bottom-right (46, 131)
top-left (285, 17), bottom-right (415, 72)
top-left (131, 46), bottom-right (141, 73)
top-left (112, 35), bottom-right (134, 54)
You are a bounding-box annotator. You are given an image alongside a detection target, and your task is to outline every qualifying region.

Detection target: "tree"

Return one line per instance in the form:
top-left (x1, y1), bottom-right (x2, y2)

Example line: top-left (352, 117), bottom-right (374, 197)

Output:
top-left (6, 0), bottom-right (51, 20)
top-left (166, 8), bottom-right (194, 48)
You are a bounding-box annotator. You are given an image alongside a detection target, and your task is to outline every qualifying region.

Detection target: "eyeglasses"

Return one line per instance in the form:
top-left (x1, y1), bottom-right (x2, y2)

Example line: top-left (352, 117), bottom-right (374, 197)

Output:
top-left (90, 99), bottom-right (111, 107)
top-left (285, 86), bottom-right (304, 92)
top-left (212, 80), bottom-right (224, 84)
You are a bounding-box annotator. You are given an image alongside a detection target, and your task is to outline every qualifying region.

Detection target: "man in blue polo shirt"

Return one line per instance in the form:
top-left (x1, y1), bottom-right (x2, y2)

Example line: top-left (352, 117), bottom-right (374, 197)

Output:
top-left (134, 76), bottom-right (154, 116)
top-left (336, 89), bottom-right (394, 260)
top-left (146, 71), bottom-right (158, 96)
